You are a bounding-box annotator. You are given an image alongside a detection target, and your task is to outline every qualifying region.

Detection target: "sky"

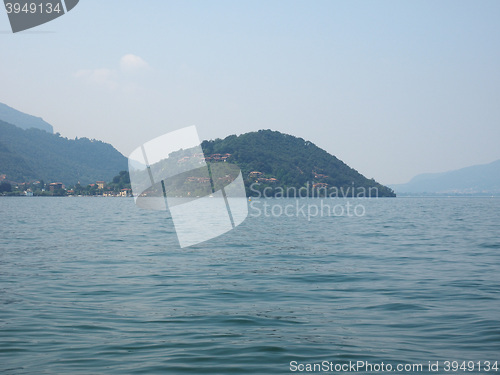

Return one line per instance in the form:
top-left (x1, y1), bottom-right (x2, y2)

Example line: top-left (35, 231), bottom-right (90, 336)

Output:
top-left (1, 0), bottom-right (500, 184)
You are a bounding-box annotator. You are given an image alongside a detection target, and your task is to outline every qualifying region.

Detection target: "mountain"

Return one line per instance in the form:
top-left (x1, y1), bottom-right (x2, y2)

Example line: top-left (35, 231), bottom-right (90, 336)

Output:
top-left (0, 122), bottom-right (394, 196)
top-left (201, 130), bottom-right (395, 197)
top-left (391, 159), bottom-right (500, 195)
top-left (0, 102), bottom-right (54, 133)
top-left (0, 120), bottom-right (127, 186)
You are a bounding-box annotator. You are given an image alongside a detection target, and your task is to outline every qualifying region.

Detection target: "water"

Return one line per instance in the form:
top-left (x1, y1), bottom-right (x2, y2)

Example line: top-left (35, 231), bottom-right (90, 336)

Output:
top-left (1, 197), bottom-right (499, 374)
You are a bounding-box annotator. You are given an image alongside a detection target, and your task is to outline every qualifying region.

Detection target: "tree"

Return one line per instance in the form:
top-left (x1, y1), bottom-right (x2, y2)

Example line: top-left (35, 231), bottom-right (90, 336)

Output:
top-left (0, 182), bottom-right (12, 193)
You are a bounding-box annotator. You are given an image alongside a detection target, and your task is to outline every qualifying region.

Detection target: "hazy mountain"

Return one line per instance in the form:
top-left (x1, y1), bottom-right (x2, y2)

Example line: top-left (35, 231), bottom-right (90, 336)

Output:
top-left (0, 102), bottom-right (53, 133)
top-left (202, 129), bottom-right (396, 197)
top-left (1, 119), bottom-right (394, 196)
top-left (0, 120), bottom-right (127, 186)
top-left (391, 159), bottom-right (500, 195)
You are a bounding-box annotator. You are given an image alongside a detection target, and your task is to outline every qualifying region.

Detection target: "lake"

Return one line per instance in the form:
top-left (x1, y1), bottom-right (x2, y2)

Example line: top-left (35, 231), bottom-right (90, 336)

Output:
top-left (1, 197), bottom-right (499, 374)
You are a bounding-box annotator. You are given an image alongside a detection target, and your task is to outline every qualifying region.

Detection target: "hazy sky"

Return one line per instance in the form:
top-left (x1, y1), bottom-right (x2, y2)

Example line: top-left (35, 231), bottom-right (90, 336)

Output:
top-left (1, 0), bottom-right (499, 184)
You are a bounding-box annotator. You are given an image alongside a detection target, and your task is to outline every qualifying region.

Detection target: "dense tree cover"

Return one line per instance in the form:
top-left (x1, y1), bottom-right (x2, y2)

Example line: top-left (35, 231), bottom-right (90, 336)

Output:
top-left (0, 120), bottom-right (127, 185)
top-left (1, 124), bottom-right (395, 197)
top-left (108, 170), bottom-right (131, 191)
top-left (202, 130), bottom-right (395, 197)
top-left (0, 182), bottom-right (12, 192)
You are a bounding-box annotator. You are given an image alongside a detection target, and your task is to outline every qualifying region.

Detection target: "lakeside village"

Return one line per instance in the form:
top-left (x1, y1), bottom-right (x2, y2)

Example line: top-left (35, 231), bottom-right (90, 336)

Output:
top-left (0, 175), bottom-right (132, 197)
top-left (0, 170), bottom-right (133, 197)
top-left (0, 152), bottom-right (337, 197)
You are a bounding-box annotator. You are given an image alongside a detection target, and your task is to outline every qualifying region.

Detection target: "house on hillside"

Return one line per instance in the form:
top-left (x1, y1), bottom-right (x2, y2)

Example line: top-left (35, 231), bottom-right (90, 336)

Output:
top-left (49, 182), bottom-right (63, 192)
top-left (313, 182), bottom-right (329, 189)
top-left (313, 173), bottom-right (328, 179)
top-left (119, 188), bottom-right (132, 197)
top-left (256, 177), bottom-right (278, 184)
top-left (186, 176), bottom-right (211, 183)
top-left (178, 156), bottom-right (191, 163)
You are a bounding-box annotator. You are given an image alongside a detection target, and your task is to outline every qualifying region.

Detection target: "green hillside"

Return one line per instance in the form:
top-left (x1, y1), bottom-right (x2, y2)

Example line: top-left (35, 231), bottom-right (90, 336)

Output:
top-left (0, 124), bottom-right (395, 197)
top-left (0, 120), bottom-right (127, 185)
top-left (201, 130), bottom-right (395, 197)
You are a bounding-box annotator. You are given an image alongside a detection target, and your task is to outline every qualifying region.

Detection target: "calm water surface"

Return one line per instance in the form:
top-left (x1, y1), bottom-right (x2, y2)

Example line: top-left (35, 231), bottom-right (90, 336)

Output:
top-left (1, 197), bottom-right (499, 374)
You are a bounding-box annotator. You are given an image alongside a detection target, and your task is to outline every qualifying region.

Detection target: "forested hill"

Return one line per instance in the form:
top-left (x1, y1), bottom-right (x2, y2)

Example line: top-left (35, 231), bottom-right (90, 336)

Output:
top-left (1, 123), bottom-right (394, 197)
top-left (201, 130), bottom-right (395, 197)
top-left (0, 120), bottom-right (127, 185)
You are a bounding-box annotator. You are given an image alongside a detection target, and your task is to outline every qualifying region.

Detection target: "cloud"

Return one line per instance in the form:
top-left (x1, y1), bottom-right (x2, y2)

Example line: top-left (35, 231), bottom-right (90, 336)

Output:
top-left (75, 54), bottom-right (149, 90)
top-left (120, 54), bottom-right (149, 72)
top-left (75, 68), bottom-right (118, 89)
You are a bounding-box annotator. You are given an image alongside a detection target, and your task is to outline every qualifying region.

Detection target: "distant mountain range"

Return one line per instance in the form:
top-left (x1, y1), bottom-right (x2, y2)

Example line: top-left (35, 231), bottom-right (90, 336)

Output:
top-left (0, 102), bottom-right (53, 133)
top-left (2, 101), bottom-right (496, 197)
top-left (391, 159), bottom-right (500, 195)
top-left (0, 120), bottom-right (127, 186)
top-left (0, 119), bottom-right (395, 196)
top-left (0, 103), bottom-right (395, 195)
